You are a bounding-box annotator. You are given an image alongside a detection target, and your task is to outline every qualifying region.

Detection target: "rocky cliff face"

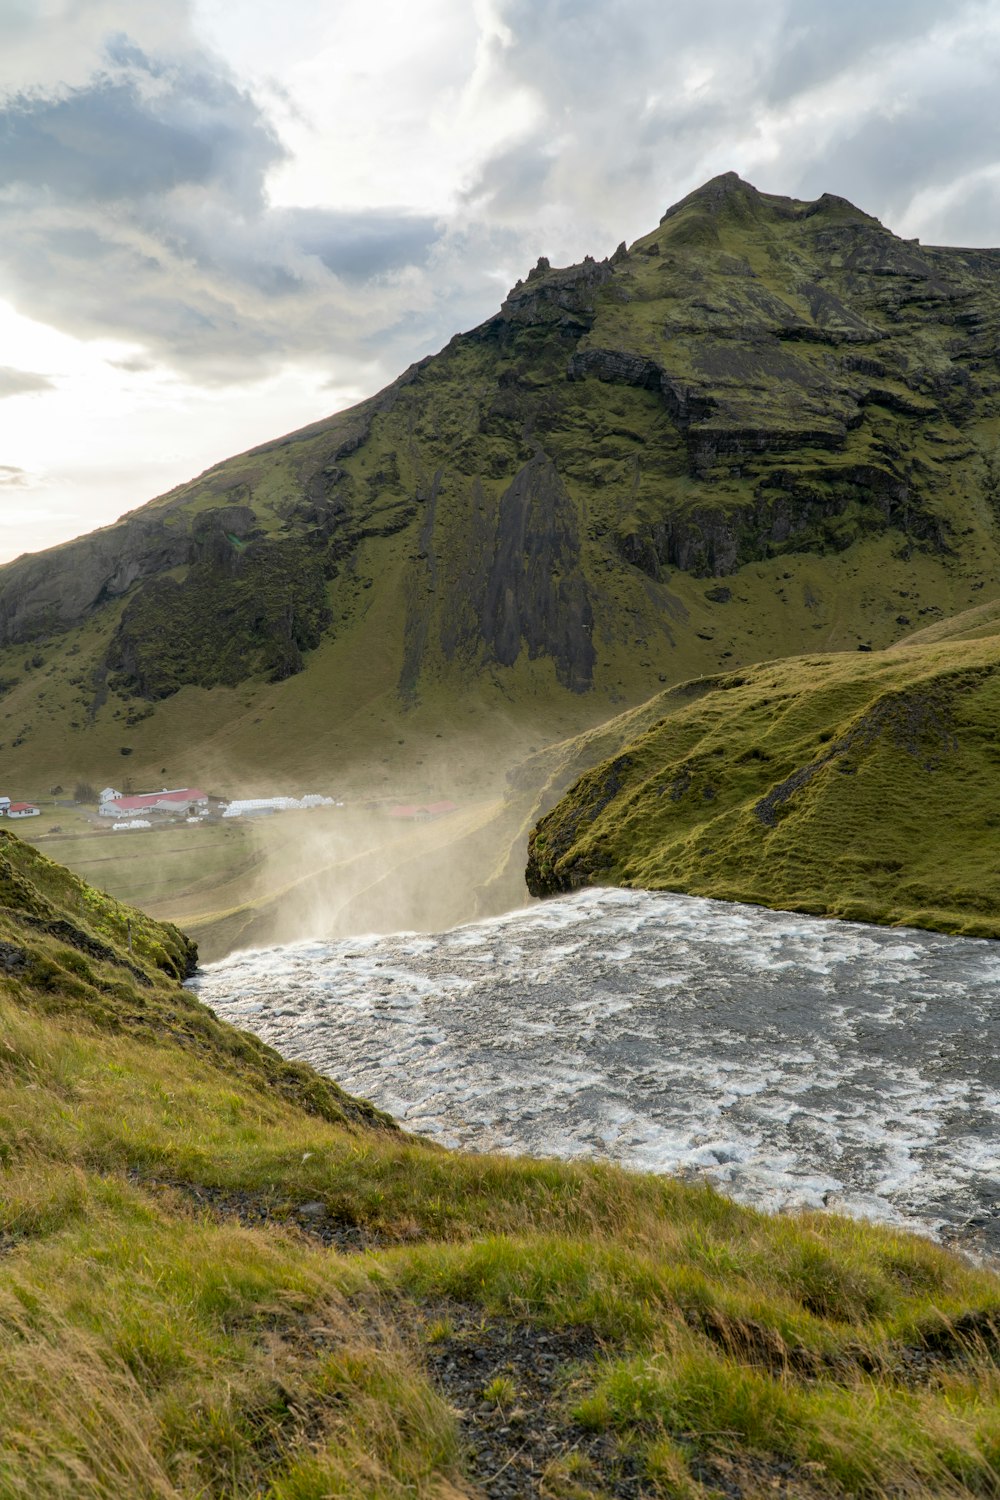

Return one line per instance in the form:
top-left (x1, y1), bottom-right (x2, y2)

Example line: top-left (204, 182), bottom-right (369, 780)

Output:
top-left (1, 173), bottom-right (1000, 780)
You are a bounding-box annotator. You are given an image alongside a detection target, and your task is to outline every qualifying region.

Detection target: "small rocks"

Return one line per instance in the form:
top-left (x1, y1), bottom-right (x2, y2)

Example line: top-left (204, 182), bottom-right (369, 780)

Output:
top-left (126, 1173), bottom-right (376, 1250)
top-left (419, 1307), bottom-right (644, 1498)
top-left (0, 942), bottom-right (29, 974)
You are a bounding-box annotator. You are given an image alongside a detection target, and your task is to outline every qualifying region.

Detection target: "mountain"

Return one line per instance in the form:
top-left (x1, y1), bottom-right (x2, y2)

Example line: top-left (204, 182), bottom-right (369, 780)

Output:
top-left (3, 835), bottom-right (1000, 1495)
top-left (526, 601), bottom-right (1000, 936)
top-left (2, 171), bottom-right (1000, 794)
top-left (3, 172), bottom-right (1000, 947)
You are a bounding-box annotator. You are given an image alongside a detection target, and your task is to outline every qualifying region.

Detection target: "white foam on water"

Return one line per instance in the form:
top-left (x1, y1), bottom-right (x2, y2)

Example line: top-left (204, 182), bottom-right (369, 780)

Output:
top-left (193, 888), bottom-right (1000, 1251)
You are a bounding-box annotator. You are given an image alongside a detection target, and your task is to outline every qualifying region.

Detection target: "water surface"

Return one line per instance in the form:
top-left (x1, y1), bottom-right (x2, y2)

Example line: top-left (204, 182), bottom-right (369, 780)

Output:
top-left (193, 889), bottom-right (1000, 1251)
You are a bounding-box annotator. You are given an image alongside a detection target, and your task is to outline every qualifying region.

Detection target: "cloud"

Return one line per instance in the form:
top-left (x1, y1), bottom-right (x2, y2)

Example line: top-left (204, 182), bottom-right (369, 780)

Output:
top-left (462, 0), bottom-right (1000, 248)
top-left (762, 0), bottom-right (951, 103)
top-left (1, 0), bottom-right (1000, 404)
top-left (0, 36), bottom-right (284, 208)
top-left (0, 367), bottom-right (53, 398)
top-left (0, 37), bottom-right (450, 381)
top-left (789, 23), bottom-right (1000, 230)
top-left (0, 464), bottom-right (37, 488)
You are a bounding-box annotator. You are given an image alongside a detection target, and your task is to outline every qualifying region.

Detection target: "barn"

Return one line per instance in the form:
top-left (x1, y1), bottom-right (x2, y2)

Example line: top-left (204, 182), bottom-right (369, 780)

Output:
top-left (99, 788), bottom-right (209, 818)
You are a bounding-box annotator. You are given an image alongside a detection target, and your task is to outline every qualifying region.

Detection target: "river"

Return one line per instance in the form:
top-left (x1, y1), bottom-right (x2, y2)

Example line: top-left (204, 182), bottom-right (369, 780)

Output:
top-left (192, 888), bottom-right (1000, 1254)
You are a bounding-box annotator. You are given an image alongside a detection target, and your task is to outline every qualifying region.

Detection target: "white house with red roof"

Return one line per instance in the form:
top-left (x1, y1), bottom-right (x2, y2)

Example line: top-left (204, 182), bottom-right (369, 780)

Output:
top-left (99, 788), bottom-right (209, 818)
top-left (8, 802), bottom-right (40, 819)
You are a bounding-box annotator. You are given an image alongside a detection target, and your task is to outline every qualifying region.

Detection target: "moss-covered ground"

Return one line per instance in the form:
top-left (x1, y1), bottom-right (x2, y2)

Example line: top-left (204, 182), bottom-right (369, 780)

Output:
top-left (527, 604), bottom-right (1000, 937)
top-left (2, 833), bottom-right (1000, 1497)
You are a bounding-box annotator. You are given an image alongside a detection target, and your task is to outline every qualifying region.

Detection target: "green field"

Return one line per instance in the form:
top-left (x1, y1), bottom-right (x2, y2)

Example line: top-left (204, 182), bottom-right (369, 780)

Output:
top-left (13, 799), bottom-right (523, 961)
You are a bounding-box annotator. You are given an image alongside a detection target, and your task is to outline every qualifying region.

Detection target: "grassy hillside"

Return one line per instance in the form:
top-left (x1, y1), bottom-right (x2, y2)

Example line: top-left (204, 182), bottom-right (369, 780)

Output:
top-left (2, 172), bottom-right (1000, 944)
top-left (2, 171), bottom-right (1000, 804)
top-left (2, 835), bottom-right (1000, 1496)
top-left (527, 606), bottom-right (1000, 937)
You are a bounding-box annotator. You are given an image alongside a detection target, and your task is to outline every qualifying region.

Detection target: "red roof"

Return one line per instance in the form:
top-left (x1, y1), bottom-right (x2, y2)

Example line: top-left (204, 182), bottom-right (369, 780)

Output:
top-left (8, 803), bottom-right (36, 812)
top-left (387, 800), bottom-right (458, 820)
top-left (112, 788), bottom-right (208, 811)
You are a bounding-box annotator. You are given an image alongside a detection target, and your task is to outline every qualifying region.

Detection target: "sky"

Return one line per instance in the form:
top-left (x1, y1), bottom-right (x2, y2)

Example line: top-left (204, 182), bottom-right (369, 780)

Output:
top-left (1, 0), bottom-right (1000, 562)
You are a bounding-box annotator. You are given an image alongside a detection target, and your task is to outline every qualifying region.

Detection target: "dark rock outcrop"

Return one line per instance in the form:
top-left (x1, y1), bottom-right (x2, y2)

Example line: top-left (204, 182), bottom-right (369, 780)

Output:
top-left (480, 453), bottom-right (595, 692)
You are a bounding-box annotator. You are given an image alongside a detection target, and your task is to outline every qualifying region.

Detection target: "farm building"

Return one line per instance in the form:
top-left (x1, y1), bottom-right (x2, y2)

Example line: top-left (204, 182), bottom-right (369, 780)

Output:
top-left (8, 803), bottom-right (40, 819)
top-left (221, 795), bottom-right (336, 818)
top-left (99, 788), bottom-right (209, 818)
top-left (387, 800), bottom-right (458, 821)
top-left (0, 797), bottom-right (10, 815)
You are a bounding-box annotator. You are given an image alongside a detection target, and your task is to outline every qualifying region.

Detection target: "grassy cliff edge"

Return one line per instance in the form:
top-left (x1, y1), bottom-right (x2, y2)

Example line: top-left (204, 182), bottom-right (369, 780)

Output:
top-left (527, 607), bottom-right (1000, 939)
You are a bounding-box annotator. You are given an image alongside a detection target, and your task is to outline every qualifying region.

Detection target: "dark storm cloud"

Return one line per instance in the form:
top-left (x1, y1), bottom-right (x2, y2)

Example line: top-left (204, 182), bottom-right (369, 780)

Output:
top-left (0, 366), bottom-right (53, 398)
top-left (0, 39), bottom-right (445, 379)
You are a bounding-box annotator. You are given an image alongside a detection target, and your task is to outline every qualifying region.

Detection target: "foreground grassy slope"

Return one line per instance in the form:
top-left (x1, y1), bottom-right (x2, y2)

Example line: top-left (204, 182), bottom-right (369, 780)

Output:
top-left (527, 607), bottom-right (1000, 937)
top-left (2, 837), bottom-right (1000, 1497)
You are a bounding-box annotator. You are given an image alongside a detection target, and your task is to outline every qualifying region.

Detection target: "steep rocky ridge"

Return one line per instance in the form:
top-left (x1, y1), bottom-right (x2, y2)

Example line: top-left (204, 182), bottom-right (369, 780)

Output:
top-left (1, 172), bottom-right (1000, 823)
top-left (526, 604), bottom-right (1000, 937)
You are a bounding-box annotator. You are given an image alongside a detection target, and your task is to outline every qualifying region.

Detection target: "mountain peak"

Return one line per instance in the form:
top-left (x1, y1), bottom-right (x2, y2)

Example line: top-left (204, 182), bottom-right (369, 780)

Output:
top-left (659, 171), bottom-right (761, 223)
top-left (658, 173), bottom-right (880, 232)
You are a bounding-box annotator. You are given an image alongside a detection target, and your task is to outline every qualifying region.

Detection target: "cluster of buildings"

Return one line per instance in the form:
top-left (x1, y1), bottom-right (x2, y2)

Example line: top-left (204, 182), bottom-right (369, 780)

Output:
top-left (221, 794), bottom-right (338, 819)
top-left (98, 787), bottom-right (209, 819)
top-left (0, 796), bottom-right (40, 819)
top-left (97, 785), bottom-right (341, 829)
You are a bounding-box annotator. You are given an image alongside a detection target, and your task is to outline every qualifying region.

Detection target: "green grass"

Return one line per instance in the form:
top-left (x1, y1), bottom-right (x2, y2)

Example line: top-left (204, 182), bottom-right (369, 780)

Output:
top-left (0, 834), bottom-right (999, 1495)
top-left (528, 613), bottom-right (1000, 937)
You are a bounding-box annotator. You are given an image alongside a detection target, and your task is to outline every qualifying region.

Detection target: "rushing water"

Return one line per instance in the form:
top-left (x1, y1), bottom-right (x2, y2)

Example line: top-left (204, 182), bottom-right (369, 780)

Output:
top-left (192, 888), bottom-right (1000, 1253)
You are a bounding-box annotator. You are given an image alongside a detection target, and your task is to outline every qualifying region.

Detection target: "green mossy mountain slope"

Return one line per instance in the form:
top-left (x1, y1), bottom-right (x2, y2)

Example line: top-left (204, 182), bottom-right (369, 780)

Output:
top-left (2, 172), bottom-right (1000, 797)
top-left (526, 605), bottom-right (1000, 936)
top-left (3, 839), bottom-right (1000, 1495)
